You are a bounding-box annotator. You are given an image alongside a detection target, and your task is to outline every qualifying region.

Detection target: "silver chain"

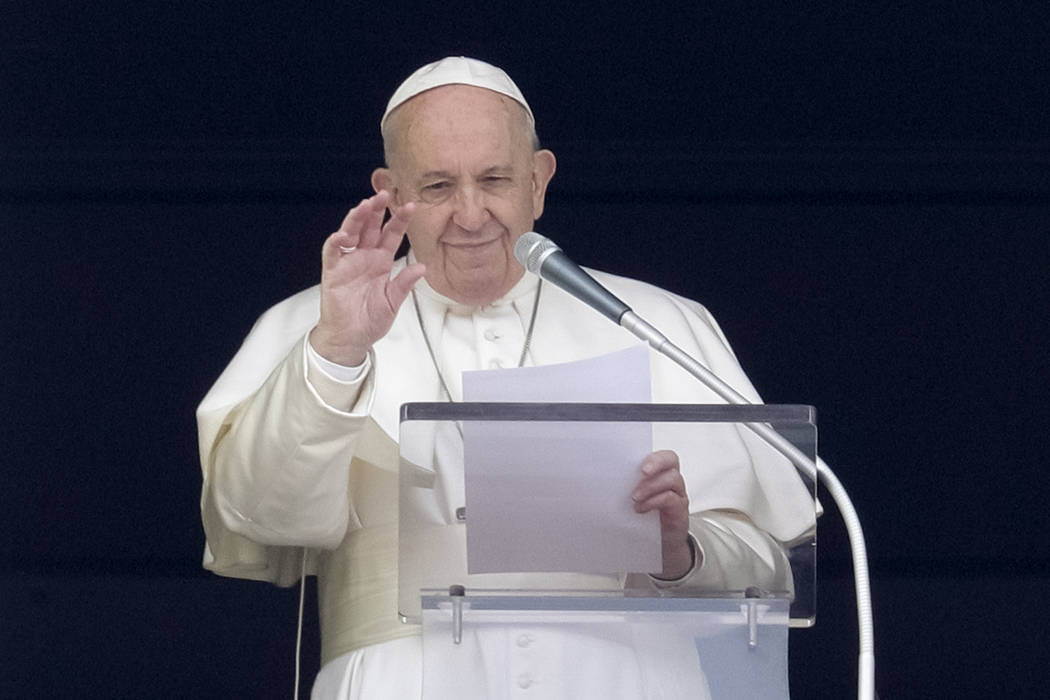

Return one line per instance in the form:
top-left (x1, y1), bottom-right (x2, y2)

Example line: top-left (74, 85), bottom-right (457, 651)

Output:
top-left (412, 279), bottom-right (543, 401)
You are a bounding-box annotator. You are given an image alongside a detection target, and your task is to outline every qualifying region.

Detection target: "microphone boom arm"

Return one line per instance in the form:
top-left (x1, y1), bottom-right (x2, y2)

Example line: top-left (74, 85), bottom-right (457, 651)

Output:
top-left (515, 230), bottom-right (875, 698)
top-left (620, 309), bottom-right (876, 700)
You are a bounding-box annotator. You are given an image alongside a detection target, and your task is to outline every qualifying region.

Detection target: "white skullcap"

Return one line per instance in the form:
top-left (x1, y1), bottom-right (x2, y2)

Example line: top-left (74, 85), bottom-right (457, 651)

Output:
top-left (381, 56), bottom-right (534, 130)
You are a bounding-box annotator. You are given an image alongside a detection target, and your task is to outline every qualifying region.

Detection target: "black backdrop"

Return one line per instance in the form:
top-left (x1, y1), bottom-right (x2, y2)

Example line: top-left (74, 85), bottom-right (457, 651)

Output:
top-left (3, 3), bottom-right (1049, 698)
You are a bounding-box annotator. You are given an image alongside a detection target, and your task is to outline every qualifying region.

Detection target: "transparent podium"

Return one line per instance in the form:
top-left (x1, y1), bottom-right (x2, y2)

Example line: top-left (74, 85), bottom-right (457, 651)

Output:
top-left (398, 403), bottom-right (818, 700)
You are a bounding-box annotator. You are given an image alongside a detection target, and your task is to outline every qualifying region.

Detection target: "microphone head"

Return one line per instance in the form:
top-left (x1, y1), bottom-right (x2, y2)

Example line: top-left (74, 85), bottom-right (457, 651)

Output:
top-left (514, 231), bottom-right (560, 273)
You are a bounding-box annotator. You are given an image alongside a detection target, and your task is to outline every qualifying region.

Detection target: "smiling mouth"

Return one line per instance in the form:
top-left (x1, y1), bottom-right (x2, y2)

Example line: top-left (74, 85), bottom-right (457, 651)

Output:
top-left (444, 238), bottom-right (501, 251)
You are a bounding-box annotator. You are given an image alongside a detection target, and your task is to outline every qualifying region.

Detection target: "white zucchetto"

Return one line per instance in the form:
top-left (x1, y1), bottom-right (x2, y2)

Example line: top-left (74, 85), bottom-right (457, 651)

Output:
top-left (381, 56), bottom-right (534, 129)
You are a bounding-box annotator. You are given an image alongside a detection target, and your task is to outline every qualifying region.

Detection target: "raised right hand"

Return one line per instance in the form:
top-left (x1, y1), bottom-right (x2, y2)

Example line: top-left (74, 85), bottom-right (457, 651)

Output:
top-left (308, 190), bottom-right (426, 366)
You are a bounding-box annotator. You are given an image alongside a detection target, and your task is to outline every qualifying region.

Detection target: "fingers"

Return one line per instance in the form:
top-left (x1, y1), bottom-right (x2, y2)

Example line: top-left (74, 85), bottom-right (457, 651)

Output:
top-left (322, 229), bottom-right (353, 270)
top-left (323, 191), bottom-right (414, 270)
top-left (632, 450), bottom-right (690, 534)
top-left (338, 190), bottom-right (390, 242)
top-left (378, 200), bottom-right (415, 254)
top-left (632, 450), bottom-right (686, 508)
top-left (332, 190), bottom-right (391, 252)
top-left (641, 449), bottom-right (681, 478)
top-left (386, 262), bottom-right (427, 311)
top-left (633, 450), bottom-right (693, 579)
top-left (633, 488), bottom-right (689, 519)
top-left (354, 191), bottom-right (392, 249)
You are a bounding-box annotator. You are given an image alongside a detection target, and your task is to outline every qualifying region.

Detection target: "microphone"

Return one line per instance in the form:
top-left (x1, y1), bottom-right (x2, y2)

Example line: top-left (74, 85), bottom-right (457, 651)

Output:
top-left (515, 234), bottom-right (874, 699)
top-left (514, 232), bottom-right (631, 324)
top-left (514, 231), bottom-right (750, 405)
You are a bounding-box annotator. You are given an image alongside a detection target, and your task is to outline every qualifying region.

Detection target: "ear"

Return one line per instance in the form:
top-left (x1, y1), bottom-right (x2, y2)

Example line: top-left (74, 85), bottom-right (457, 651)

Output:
top-left (529, 149), bottom-right (557, 220)
top-left (371, 168), bottom-right (398, 203)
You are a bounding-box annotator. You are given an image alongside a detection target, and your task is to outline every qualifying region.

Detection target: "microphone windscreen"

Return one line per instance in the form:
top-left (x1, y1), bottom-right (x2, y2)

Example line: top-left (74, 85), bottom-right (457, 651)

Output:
top-left (514, 231), bottom-right (558, 273)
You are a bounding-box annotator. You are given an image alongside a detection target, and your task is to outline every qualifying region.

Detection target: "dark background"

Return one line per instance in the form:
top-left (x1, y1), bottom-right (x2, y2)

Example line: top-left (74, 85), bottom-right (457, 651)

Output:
top-left (3, 2), bottom-right (1048, 698)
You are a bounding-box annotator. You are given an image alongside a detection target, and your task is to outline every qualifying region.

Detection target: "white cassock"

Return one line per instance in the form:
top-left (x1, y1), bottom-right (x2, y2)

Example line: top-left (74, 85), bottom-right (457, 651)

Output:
top-left (196, 256), bottom-right (815, 699)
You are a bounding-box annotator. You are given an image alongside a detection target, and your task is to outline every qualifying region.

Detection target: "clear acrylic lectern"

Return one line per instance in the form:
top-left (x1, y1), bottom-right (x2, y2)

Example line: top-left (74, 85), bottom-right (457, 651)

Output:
top-left (398, 403), bottom-right (817, 700)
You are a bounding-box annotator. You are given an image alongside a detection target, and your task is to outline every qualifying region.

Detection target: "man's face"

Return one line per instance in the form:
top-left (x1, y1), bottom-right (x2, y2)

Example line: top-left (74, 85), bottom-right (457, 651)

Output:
top-left (374, 85), bottom-right (555, 306)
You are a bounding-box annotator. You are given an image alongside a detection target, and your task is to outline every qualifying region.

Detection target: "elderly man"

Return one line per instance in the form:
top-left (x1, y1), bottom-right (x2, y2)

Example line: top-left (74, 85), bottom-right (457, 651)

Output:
top-left (198, 57), bottom-right (812, 698)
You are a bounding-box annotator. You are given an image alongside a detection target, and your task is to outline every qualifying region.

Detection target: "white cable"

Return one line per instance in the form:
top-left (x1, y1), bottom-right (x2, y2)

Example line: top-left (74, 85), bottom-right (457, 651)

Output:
top-left (294, 547), bottom-right (308, 700)
top-left (817, 460), bottom-right (875, 700)
top-left (621, 311), bottom-right (876, 700)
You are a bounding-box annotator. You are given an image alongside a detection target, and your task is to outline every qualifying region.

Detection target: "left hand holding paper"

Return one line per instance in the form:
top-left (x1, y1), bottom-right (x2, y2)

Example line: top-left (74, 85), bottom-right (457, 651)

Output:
top-left (633, 450), bottom-right (696, 580)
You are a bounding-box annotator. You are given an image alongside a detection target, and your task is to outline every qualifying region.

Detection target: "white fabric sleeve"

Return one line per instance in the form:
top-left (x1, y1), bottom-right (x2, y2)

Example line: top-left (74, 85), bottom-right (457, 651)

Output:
top-left (206, 335), bottom-right (376, 550)
top-left (646, 510), bottom-right (794, 594)
top-left (305, 338), bottom-right (372, 412)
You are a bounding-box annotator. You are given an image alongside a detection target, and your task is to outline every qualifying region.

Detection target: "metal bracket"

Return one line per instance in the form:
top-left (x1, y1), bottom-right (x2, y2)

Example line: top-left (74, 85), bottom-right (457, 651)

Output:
top-left (744, 586), bottom-right (765, 650)
top-left (449, 585), bottom-right (465, 644)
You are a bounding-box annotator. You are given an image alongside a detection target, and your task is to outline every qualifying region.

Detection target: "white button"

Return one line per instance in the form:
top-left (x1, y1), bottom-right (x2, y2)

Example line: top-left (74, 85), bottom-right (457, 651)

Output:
top-left (516, 633), bottom-right (532, 648)
top-left (517, 673), bottom-right (533, 689)
top-left (483, 328), bottom-right (502, 341)
top-left (488, 358), bottom-right (504, 369)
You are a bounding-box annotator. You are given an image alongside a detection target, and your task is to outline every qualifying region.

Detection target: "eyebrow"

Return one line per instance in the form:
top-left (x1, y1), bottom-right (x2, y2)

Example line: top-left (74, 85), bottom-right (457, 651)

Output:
top-left (480, 165), bottom-right (515, 176)
top-left (419, 170), bottom-right (455, 181)
top-left (417, 164), bottom-right (516, 181)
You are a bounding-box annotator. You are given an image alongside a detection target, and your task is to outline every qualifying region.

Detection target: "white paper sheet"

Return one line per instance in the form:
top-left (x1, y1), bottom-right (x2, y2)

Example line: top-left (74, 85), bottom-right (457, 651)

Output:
top-left (461, 344), bottom-right (662, 574)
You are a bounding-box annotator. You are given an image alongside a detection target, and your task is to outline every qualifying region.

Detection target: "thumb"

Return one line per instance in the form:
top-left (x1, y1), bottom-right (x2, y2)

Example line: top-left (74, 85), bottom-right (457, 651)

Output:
top-left (386, 263), bottom-right (427, 312)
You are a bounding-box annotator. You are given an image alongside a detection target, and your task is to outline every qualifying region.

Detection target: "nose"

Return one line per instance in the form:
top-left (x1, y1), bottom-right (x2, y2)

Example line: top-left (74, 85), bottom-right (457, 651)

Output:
top-left (451, 186), bottom-right (490, 231)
